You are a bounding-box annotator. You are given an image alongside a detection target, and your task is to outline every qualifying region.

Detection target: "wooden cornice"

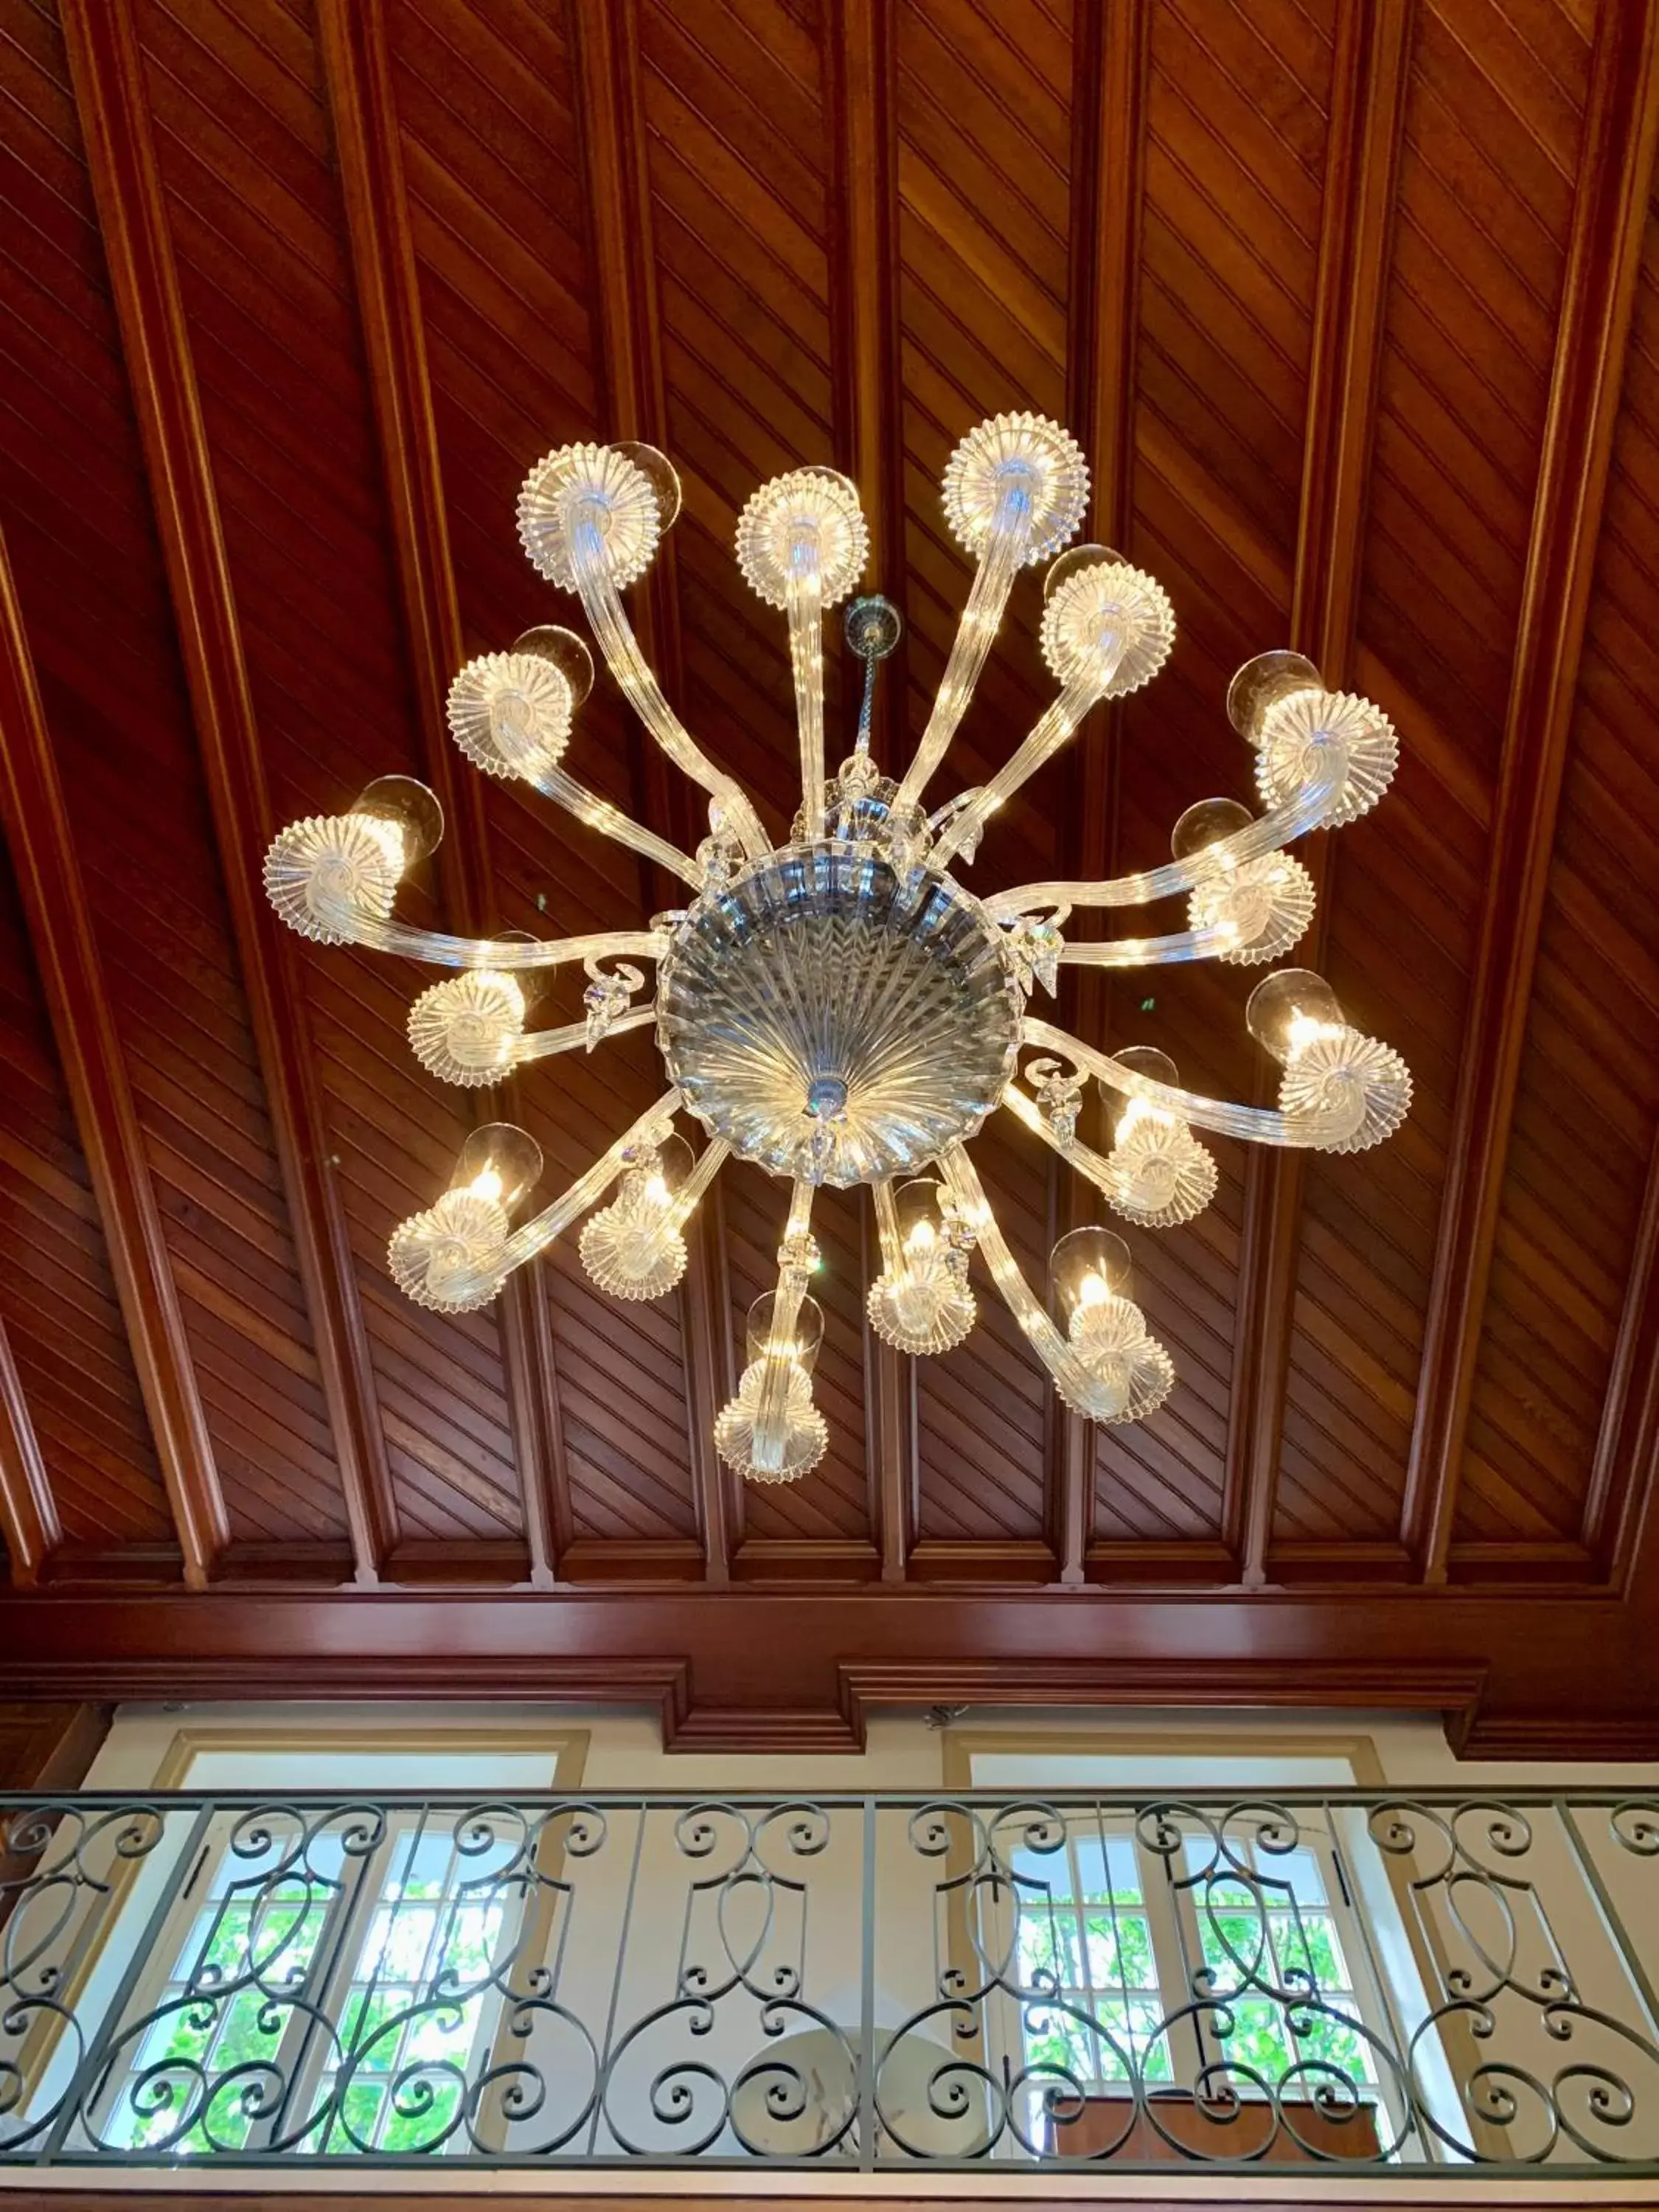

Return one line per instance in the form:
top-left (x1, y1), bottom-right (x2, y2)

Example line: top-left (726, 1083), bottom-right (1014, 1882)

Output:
top-left (0, 533), bottom-right (223, 1587)
top-left (1402, 0), bottom-right (1659, 1583)
top-left (1225, 0), bottom-right (1412, 1585)
top-left (28, 1585), bottom-right (1646, 1757)
top-left (316, 0), bottom-right (569, 1589)
top-left (60, 0), bottom-right (397, 1586)
top-left (0, 1315), bottom-right (60, 1588)
top-left (1049, 0), bottom-right (1150, 1580)
top-left (568, 0), bottom-right (734, 1585)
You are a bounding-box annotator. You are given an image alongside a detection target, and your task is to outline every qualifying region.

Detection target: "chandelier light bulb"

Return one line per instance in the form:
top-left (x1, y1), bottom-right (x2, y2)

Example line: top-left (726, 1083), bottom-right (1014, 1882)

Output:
top-left (1175, 796), bottom-right (1317, 965)
top-left (264, 408), bottom-right (1414, 1475)
top-left (578, 1133), bottom-right (695, 1302)
top-left (451, 1123), bottom-right (543, 1214)
top-left (1051, 1225), bottom-right (1133, 1324)
top-left (1246, 969), bottom-right (1347, 1064)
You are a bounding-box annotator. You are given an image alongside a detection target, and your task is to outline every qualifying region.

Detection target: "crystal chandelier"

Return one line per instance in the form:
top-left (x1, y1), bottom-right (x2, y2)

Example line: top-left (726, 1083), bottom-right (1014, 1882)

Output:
top-left (263, 414), bottom-right (1409, 1484)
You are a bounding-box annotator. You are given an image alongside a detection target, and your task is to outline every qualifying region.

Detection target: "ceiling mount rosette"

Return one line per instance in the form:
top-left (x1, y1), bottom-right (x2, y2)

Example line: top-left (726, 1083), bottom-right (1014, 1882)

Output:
top-left (262, 402), bottom-right (1412, 1489)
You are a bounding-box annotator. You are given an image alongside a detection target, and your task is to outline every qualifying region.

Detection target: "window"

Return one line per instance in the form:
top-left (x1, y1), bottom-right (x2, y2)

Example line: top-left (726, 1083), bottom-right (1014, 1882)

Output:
top-left (105, 1809), bottom-right (527, 2156)
top-left (995, 1809), bottom-right (1391, 2141)
top-left (86, 1724), bottom-right (584, 2158)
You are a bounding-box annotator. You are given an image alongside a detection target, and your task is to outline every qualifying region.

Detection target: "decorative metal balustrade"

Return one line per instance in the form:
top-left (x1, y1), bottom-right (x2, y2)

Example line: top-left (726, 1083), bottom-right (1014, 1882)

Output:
top-left (1, 1787), bottom-right (1656, 2174)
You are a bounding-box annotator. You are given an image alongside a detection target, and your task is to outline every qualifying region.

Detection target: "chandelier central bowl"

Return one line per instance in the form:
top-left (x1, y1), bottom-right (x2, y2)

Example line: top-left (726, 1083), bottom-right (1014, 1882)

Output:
top-left (656, 840), bottom-right (1020, 1189)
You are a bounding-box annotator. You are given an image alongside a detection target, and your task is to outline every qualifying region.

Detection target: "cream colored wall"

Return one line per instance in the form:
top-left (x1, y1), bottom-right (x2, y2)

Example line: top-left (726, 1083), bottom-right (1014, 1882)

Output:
top-left (69, 1700), bottom-right (1659, 2163)
top-left (82, 1698), bottom-right (1659, 1794)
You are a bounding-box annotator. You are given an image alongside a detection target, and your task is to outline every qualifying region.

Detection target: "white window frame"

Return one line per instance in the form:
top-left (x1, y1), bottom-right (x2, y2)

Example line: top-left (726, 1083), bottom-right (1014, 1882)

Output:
top-left (76, 1722), bottom-right (586, 2160)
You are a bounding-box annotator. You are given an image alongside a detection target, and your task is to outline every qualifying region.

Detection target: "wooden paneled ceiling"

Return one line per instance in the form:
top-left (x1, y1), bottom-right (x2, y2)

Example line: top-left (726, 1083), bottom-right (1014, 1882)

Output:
top-left (2, 0), bottom-right (1659, 1754)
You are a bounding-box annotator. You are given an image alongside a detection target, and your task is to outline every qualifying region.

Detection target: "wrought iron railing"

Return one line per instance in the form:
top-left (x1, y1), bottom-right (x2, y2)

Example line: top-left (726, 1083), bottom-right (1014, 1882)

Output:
top-left (1, 1787), bottom-right (1656, 2174)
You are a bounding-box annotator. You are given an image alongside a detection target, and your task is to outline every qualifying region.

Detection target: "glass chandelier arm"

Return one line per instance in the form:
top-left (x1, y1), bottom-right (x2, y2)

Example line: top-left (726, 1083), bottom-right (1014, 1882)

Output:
top-left (1055, 919), bottom-right (1242, 966)
top-left (344, 918), bottom-right (667, 971)
top-left (531, 763), bottom-right (703, 888)
top-left (928, 674), bottom-right (1107, 871)
top-left (787, 540), bottom-right (827, 838)
top-left (1021, 1016), bottom-right (1366, 1148)
top-left (872, 1177), bottom-right (904, 1275)
top-left (894, 480), bottom-right (1031, 813)
top-left (497, 1091), bottom-right (684, 1277)
top-left (665, 1136), bottom-right (731, 1234)
top-left (1001, 1082), bottom-right (1117, 1197)
top-left (939, 1144), bottom-right (1079, 1384)
top-left (571, 512), bottom-right (770, 858)
top-left (984, 759), bottom-right (1342, 920)
top-left (751, 1179), bottom-right (818, 1476)
top-left (512, 1004), bottom-right (657, 1065)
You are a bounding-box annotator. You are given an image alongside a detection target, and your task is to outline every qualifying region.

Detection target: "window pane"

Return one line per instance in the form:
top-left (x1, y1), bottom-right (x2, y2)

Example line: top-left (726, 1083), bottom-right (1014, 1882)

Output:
top-left (1012, 1842), bottom-right (1071, 1899)
top-left (1290, 2000), bottom-right (1374, 2083)
top-left (1023, 2008), bottom-right (1096, 2086)
top-left (1211, 1994), bottom-right (1293, 2081)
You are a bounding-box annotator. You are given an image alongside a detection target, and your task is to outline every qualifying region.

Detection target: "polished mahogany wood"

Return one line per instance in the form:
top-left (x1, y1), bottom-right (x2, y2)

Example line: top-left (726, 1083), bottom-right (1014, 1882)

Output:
top-left (0, 529), bottom-right (223, 1586)
top-left (1403, 0), bottom-right (1659, 1582)
top-left (0, 1316), bottom-right (58, 1587)
top-left (1225, 0), bottom-right (1412, 1586)
top-left (58, 0), bottom-right (396, 1582)
top-left (0, 0), bottom-right (1656, 1750)
top-left (316, 0), bottom-right (566, 1588)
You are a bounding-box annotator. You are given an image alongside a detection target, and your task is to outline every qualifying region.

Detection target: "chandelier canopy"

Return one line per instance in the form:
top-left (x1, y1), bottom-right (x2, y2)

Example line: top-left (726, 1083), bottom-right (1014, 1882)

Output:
top-left (264, 413), bottom-right (1409, 1485)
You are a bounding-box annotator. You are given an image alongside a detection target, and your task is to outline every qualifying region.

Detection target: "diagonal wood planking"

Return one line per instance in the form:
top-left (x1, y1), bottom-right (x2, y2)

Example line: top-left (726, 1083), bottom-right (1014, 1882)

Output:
top-left (316, 0), bottom-right (569, 1588)
top-left (568, 0), bottom-right (734, 1582)
top-left (58, 0), bottom-right (397, 1584)
top-left (0, 526), bottom-right (223, 1586)
top-left (1223, 0), bottom-right (1413, 1586)
top-left (1402, 0), bottom-right (1659, 1584)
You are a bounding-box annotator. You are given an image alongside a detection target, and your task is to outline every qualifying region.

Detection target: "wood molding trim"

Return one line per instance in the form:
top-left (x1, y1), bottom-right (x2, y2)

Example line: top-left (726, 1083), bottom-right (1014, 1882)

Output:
top-left (0, 533), bottom-right (223, 1588)
top-left (1403, 0), bottom-right (1659, 1582)
top-left (0, 1315), bottom-right (59, 1587)
top-left (1048, 0), bottom-right (1151, 1580)
top-left (316, 0), bottom-right (566, 1588)
top-left (7, 1588), bottom-right (1607, 1757)
top-left (58, 0), bottom-right (397, 1584)
top-left (1585, 1127), bottom-right (1659, 1582)
top-left (567, 0), bottom-right (734, 1586)
top-left (826, 0), bottom-right (904, 632)
top-left (826, 1), bottom-right (919, 1572)
top-left (1224, 0), bottom-right (1413, 1586)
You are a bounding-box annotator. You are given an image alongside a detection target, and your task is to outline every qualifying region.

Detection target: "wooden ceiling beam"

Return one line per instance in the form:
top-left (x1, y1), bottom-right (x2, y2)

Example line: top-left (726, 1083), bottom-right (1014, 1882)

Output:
top-left (1224, 0), bottom-right (1412, 1585)
top-left (59, 0), bottom-right (397, 1585)
top-left (1402, 0), bottom-right (1659, 1583)
top-left (0, 532), bottom-right (222, 1587)
top-left (316, 0), bottom-right (569, 1589)
top-left (1583, 1128), bottom-right (1659, 1585)
top-left (827, 0), bottom-right (914, 1578)
top-left (827, 0), bottom-right (905, 641)
top-left (1049, 0), bottom-right (1149, 1582)
top-left (569, 0), bottom-right (733, 1584)
top-left (0, 1315), bottom-right (60, 1589)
